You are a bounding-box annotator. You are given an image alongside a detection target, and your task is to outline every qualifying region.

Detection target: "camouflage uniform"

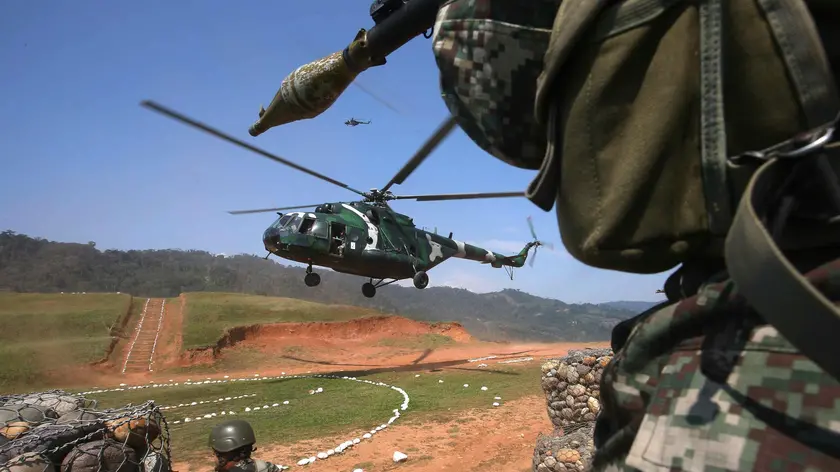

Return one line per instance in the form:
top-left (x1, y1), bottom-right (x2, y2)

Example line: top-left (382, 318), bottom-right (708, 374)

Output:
top-left (431, 0), bottom-right (840, 470)
top-left (218, 457), bottom-right (280, 472)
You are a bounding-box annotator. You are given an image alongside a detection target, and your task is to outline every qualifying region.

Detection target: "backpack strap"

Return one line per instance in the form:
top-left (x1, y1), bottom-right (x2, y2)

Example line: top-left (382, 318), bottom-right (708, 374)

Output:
top-left (754, 0), bottom-right (840, 127)
top-left (725, 116), bottom-right (840, 381)
top-left (698, 0), bottom-right (732, 235)
top-left (725, 0), bottom-right (840, 381)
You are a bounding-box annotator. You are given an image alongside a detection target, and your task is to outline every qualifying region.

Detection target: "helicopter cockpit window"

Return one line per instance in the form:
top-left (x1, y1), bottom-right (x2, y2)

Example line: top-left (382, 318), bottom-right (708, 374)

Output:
top-left (286, 214), bottom-right (303, 232)
top-left (272, 214), bottom-right (292, 229)
top-left (309, 220), bottom-right (329, 239)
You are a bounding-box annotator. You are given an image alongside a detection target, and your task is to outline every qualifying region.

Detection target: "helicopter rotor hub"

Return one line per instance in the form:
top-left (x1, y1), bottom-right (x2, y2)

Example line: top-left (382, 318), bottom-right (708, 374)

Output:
top-left (363, 188), bottom-right (396, 204)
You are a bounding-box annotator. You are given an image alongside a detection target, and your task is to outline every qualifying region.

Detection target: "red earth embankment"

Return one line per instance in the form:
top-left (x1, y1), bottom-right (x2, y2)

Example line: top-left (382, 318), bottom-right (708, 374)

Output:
top-left (181, 315), bottom-right (472, 364)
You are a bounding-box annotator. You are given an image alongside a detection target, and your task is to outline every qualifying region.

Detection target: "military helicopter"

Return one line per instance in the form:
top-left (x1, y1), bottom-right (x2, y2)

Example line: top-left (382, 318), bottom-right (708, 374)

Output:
top-left (141, 101), bottom-right (552, 298)
top-left (345, 117), bottom-right (371, 127)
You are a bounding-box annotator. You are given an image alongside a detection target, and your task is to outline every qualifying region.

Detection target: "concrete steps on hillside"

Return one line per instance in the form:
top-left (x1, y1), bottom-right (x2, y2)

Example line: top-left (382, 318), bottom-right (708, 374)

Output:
top-left (121, 298), bottom-right (167, 374)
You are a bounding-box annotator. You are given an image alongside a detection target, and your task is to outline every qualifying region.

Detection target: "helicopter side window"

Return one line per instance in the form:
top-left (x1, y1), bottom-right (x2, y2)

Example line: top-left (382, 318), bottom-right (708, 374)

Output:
top-left (366, 209), bottom-right (380, 225)
top-left (310, 220), bottom-right (329, 239)
top-left (286, 215), bottom-right (303, 232)
top-left (299, 217), bottom-right (315, 234)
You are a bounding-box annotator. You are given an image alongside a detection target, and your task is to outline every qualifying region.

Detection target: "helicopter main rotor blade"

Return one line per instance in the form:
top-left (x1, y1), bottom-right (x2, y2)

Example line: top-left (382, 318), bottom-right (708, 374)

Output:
top-left (351, 81), bottom-right (402, 115)
top-left (527, 216), bottom-right (538, 241)
top-left (393, 191), bottom-right (525, 202)
top-left (141, 100), bottom-right (367, 197)
top-left (380, 115), bottom-right (458, 193)
top-left (227, 204), bottom-right (322, 215)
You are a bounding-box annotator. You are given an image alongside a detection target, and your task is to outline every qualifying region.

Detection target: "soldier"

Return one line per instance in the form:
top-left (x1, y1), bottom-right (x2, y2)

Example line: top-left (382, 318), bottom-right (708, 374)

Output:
top-left (208, 420), bottom-right (282, 472)
top-left (428, 0), bottom-right (840, 470)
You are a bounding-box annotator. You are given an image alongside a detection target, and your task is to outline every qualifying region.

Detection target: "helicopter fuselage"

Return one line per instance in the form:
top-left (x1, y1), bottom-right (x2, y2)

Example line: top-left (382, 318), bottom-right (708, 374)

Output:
top-left (262, 201), bottom-right (531, 282)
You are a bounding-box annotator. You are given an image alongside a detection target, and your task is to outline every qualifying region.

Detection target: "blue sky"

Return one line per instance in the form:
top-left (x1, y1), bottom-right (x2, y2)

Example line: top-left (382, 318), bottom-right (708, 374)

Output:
top-left (0, 1), bottom-right (669, 303)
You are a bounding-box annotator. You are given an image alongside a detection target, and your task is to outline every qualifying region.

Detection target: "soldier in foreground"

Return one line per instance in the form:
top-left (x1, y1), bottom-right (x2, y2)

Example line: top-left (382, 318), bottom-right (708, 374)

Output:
top-left (427, 0), bottom-right (840, 470)
top-left (209, 420), bottom-right (282, 472)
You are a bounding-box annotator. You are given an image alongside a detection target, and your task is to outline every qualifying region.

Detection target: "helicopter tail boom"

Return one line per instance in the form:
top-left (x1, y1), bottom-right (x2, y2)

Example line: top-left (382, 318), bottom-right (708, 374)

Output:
top-left (444, 239), bottom-right (535, 269)
top-left (444, 217), bottom-right (553, 271)
top-left (497, 242), bottom-right (540, 268)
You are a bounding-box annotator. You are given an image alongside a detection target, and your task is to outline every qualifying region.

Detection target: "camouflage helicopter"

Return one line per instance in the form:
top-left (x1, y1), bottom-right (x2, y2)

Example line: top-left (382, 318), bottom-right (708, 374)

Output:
top-left (141, 101), bottom-right (552, 298)
top-left (344, 117), bottom-right (371, 126)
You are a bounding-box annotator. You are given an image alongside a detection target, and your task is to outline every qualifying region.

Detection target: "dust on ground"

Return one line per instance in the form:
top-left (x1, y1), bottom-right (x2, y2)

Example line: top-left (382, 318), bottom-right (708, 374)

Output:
top-left (173, 394), bottom-right (552, 472)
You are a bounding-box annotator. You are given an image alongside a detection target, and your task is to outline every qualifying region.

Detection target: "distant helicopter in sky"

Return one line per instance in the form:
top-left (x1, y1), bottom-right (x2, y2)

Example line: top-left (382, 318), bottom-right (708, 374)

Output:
top-left (345, 118), bottom-right (371, 127)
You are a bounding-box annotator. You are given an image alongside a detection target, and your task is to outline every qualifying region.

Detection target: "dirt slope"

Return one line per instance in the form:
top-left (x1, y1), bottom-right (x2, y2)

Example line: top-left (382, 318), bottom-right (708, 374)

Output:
top-left (180, 316), bottom-right (472, 365)
top-left (230, 316), bottom-right (472, 343)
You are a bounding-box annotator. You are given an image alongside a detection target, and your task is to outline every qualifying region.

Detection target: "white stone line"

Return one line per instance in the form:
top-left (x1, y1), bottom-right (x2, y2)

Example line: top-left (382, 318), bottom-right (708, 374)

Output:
top-left (467, 355), bottom-right (498, 363)
top-left (497, 357), bottom-right (534, 364)
top-left (172, 396), bottom-right (289, 424)
top-left (148, 299), bottom-right (166, 372)
top-left (158, 393), bottom-right (258, 411)
top-left (78, 373), bottom-right (410, 468)
top-left (289, 375), bottom-right (409, 467)
top-left (121, 298), bottom-right (150, 374)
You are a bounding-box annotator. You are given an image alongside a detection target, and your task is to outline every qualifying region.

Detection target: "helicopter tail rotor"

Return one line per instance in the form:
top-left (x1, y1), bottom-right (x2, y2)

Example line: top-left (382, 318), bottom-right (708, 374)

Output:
top-left (526, 216), bottom-right (554, 268)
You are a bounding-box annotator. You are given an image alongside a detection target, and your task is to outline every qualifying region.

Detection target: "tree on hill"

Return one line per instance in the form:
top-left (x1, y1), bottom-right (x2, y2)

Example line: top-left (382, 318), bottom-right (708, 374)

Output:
top-left (0, 231), bottom-right (650, 342)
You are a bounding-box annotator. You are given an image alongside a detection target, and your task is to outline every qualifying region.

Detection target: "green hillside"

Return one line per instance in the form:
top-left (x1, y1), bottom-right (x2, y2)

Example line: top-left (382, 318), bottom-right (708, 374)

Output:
top-left (0, 292), bottom-right (132, 388)
top-left (0, 231), bottom-right (653, 343)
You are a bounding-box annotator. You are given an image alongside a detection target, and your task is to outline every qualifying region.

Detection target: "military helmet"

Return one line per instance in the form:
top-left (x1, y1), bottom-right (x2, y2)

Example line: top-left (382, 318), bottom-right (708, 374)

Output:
top-left (208, 419), bottom-right (256, 453)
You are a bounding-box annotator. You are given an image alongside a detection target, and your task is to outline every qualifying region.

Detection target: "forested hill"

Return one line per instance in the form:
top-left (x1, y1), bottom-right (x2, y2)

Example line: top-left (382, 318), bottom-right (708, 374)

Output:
top-left (0, 231), bottom-right (658, 342)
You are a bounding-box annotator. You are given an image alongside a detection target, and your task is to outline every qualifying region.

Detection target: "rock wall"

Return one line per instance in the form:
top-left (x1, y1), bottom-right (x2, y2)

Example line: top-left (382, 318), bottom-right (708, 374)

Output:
top-left (533, 422), bottom-right (595, 472)
top-left (533, 348), bottom-right (613, 472)
top-left (0, 390), bottom-right (170, 472)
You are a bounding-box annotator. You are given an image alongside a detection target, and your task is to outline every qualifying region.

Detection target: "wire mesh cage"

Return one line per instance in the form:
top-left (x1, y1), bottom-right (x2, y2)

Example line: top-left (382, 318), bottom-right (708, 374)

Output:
top-left (0, 390), bottom-right (171, 472)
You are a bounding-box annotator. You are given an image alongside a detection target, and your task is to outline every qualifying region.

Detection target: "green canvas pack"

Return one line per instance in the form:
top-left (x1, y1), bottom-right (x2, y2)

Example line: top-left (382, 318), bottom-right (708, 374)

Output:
top-left (433, 0), bottom-right (839, 274)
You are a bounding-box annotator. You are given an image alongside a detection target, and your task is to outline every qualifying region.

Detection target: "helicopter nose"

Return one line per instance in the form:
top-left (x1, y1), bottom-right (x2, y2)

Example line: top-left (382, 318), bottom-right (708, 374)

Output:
top-left (263, 227), bottom-right (280, 250)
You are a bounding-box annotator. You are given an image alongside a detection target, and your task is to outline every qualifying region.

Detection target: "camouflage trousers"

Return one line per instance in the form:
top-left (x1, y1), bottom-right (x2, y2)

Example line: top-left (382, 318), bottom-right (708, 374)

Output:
top-left (589, 258), bottom-right (840, 471)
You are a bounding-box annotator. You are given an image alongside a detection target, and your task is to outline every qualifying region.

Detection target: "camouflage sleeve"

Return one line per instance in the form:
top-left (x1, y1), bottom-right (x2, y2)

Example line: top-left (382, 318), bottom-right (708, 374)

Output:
top-left (590, 269), bottom-right (840, 471)
top-left (254, 459), bottom-right (282, 472)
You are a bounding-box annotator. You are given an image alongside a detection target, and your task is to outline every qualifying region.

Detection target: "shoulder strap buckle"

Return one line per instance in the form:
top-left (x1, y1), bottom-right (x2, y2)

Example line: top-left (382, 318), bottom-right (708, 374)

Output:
top-left (734, 112), bottom-right (840, 164)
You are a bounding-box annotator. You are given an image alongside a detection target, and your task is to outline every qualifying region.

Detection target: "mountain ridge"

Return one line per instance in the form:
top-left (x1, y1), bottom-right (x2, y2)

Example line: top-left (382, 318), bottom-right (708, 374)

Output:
top-left (0, 230), bottom-right (661, 342)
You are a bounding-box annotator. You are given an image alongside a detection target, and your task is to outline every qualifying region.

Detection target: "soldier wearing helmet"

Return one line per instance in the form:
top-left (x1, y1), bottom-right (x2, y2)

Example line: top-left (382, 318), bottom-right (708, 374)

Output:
top-left (208, 420), bottom-right (282, 472)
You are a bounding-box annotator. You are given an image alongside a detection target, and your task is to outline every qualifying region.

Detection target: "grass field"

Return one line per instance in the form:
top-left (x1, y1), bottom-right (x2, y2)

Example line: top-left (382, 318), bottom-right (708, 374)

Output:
top-left (0, 292), bottom-right (132, 389)
top-left (181, 292), bottom-right (382, 349)
top-left (84, 365), bottom-right (540, 462)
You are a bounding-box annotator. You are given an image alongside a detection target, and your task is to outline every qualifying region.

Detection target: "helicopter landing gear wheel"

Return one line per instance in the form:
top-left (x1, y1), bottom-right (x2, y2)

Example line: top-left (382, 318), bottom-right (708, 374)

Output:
top-left (362, 282), bottom-right (376, 298)
top-left (413, 271), bottom-right (429, 289)
top-left (304, 272), bottom-right (320, 287)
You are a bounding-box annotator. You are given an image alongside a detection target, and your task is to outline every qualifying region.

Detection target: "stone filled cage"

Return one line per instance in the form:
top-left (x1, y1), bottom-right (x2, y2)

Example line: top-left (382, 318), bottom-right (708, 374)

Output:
top-left (0, 390), bottom-right (171, 472)
top-left (533, 348), bottom-right (613, 472)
